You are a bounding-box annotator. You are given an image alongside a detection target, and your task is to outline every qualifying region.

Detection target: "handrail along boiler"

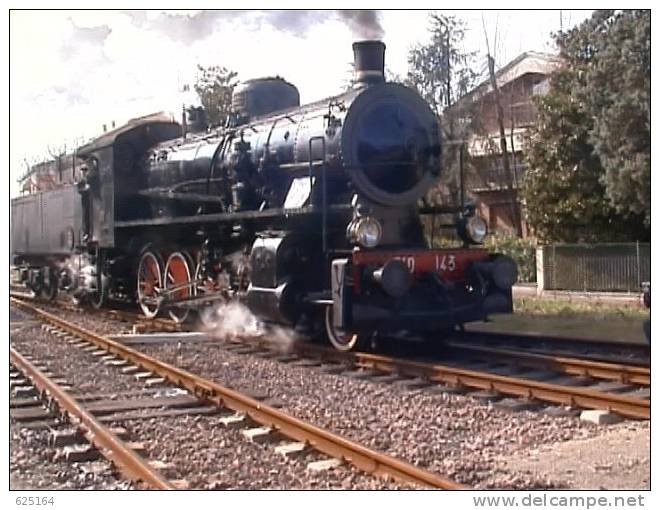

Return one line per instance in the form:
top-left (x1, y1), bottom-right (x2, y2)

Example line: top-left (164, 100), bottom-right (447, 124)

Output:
top-left (10, 41), bottom-right (517, 351)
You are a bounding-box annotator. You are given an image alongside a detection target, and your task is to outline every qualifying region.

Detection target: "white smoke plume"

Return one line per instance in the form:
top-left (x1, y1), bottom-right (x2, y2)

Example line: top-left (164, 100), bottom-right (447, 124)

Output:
top-left (123, 10), bottom-right (384, 43)
top-left (200, 301), bottom-right (302, 352)
top-left (201, 301), bottom-right (264, 338)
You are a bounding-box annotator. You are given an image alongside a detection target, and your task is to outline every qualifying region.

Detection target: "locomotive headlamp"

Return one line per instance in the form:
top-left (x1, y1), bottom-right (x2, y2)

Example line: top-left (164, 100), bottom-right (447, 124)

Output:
top-left (464, 215), bottom-right (488, 244)
top-left (348, 216), bottom-right (383, 248)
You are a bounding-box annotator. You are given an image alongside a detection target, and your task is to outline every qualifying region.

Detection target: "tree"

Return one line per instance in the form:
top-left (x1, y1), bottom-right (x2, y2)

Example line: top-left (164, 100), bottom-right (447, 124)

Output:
top-left (573, 10), bottom-right (650, 225)
top-left (481, 14), bottom-right (522, 237)
top-left (523, 10), bottom-right (650, 242)
top-left (406, 13), bottom-right (478, 207)
top-left (194, 65), bottom-right (238, 127)
top-left (523, 70), bottom-right (624, 242)
top-left (406, 13), bottom-right (477, 119)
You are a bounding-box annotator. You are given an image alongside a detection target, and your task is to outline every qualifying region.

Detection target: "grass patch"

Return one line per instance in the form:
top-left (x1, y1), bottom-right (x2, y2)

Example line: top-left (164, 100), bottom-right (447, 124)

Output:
top-left (514, 297), bottom-right (648, 320)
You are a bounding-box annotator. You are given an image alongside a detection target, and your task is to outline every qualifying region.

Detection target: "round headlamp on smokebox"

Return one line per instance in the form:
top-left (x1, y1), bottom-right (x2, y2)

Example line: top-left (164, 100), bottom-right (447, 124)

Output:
top-left (347, 216), bottom-right (383, 248)
top-left (458, 215), bottom-right (488, 245)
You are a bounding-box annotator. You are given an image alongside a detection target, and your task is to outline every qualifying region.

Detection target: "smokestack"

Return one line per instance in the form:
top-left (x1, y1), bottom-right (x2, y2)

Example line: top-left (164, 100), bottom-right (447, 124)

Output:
top-left (352, 40), bottom-right (386, 86)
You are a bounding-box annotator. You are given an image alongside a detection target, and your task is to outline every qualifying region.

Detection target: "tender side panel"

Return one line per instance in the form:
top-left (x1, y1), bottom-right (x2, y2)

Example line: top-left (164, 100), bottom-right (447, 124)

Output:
top-left (11, 194), bottom-right (40, 255)
top-left (11, 186), bottom-right (83, 257)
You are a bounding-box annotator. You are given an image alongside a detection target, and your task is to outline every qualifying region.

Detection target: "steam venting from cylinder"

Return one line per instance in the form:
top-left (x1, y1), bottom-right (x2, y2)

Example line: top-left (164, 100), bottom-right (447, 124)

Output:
top-left (353, 40), bottom-right (386, 86)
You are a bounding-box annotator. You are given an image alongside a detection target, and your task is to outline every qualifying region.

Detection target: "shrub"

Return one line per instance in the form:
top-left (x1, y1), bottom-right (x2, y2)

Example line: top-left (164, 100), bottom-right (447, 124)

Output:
top-left (484, 235), bottom-right (537, 283)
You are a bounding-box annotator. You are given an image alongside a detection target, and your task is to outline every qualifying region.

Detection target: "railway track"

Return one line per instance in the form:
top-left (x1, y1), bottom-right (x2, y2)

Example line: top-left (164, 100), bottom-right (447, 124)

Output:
top-left (444, 343), bottom-right (650, 386)
top-left (10, 346), bottom-right (175, 489)
top-left (10, 292), bottom-right (650, 420)
top-left (10, 288), bottom-right (649, 366)
top-left (11, 286), bottom-right (650, 362)
top-left (10, 296), bottom-right (465, 489)
top-left (219, 338), bottom-right (649, 420)
top-left (458, 330), bottom-right (650, 367)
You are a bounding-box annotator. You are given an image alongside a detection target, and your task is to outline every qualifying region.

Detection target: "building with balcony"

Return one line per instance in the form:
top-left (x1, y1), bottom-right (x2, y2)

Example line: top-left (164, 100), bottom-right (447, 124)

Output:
top-left (454, 51), bottom-right (561, 237)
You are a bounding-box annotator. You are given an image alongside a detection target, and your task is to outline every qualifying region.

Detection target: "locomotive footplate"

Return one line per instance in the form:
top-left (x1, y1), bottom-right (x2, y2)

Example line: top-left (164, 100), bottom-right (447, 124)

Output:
top-left (333, 248), bottom-right (516, 333)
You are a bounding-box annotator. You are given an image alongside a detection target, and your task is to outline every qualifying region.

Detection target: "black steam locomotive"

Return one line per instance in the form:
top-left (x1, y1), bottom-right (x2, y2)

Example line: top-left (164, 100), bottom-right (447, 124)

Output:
top-left (11, 41), bottom-right (517, 351)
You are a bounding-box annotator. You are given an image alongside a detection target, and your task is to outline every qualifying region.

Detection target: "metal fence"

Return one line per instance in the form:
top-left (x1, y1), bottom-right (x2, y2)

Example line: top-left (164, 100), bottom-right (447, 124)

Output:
top-left (538, 243), bottom-right (651, 293)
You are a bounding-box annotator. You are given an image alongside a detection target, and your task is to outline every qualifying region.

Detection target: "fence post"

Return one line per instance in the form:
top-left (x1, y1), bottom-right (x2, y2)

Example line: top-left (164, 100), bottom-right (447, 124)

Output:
top-left (536, 246), bottom-right (545, 296)
top-left (636, 241), bottom-right (641, 292)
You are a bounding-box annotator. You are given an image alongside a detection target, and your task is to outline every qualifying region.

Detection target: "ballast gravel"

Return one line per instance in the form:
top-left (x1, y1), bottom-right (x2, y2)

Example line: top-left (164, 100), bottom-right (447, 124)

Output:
top-left (9, 307), bottom-right (407, 490)
top-left (10, 304), bottom-right (649, 489)
top-left (138, 338), bottom-right (649, 489)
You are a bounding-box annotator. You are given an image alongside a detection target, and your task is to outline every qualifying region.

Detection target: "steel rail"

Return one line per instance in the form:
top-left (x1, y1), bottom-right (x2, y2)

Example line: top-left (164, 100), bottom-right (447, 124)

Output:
top-left (445, 343), bottom-right (650, 386)
top-left (11, 297), bottom-right (465, 490)
top-left (350, 352), bottom-right (649, 420)
top-left (9, 291), bottom-right (181, 331)
top-left (289, 344), bottom-right (650, 420)
top-left (10, 346), bottom-right (174, 489)
top-left (460, 330), bottom-right (650, 359)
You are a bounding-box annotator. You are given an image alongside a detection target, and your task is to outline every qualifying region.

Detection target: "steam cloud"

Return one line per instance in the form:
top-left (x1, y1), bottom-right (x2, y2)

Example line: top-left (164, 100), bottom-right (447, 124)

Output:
top-left (200, 301), bottom-right (301, 353)
top-left (122, 9), bottom-right (384, 43)
top-left (60, 18), bottom-right (112, 61)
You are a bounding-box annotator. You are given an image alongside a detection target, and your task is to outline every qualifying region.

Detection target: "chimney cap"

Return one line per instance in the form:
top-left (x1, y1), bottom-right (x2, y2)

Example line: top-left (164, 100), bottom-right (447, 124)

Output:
top-left (352, 40), bottom-right (386, 86)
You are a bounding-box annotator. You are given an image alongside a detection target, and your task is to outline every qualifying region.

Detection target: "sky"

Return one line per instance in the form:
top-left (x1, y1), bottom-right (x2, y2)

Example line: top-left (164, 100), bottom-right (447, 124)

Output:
top-left (9, 9), bottom-right (593, 197)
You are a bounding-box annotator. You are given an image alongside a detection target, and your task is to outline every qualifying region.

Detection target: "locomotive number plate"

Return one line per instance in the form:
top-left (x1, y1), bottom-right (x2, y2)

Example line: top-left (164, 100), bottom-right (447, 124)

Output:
top-left (392, 254), bottom-right (456, 273)
top-left (352, 249), bottom-right (489, 282)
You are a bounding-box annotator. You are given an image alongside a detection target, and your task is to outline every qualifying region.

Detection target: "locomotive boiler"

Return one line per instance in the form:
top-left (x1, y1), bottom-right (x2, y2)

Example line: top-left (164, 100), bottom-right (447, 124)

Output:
top-left (11, 41), bottom-right (517, 351)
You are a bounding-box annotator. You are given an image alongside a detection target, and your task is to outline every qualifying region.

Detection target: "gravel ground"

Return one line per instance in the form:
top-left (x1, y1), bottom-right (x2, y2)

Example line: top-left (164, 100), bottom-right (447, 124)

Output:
top-left (10, 304), bottom-right (650, 489)
top-left (9, 306), bottom-right (408, 490)
top-left (120, 415), bottom-right (407, 489)
top-left (137, 338), bottom-right (649, 489)
top-left (15, 301), bottom-right (134, 336)
top-left (10, 422), bottom-right (132, 490)
top-left (498, 421), bottom-right (649, 490)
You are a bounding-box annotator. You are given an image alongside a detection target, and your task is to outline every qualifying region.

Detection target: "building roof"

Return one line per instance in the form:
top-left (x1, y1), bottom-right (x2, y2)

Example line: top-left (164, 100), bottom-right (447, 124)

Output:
top-left (460, 51), bottom-right (562, 105)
